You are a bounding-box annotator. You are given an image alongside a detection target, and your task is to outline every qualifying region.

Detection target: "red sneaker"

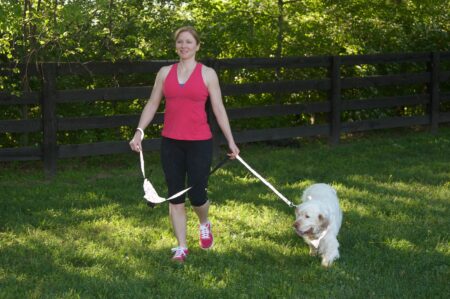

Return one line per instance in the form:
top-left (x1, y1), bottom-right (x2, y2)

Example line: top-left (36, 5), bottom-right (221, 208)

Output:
top-left (171, 247), bottom-right (188, 262)
top-left (199, 221), bottom-right (214, 250)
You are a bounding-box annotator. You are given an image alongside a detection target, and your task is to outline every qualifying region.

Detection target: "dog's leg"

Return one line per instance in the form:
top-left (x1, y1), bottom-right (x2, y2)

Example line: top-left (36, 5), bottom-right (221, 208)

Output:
top-left (309, 244), bottom-right (318, 256)
top-left (320, 235), bottom-right (340, 267)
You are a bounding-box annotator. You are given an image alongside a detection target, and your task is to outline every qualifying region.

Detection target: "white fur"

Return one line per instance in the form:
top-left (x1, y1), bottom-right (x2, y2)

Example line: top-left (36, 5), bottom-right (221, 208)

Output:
top-left (293, 183), bottom-right (342, 267)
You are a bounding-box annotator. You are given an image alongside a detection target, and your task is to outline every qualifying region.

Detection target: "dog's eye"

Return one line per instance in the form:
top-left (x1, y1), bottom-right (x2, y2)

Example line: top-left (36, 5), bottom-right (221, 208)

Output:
top-left (305, 214), bottom-right (310, 218)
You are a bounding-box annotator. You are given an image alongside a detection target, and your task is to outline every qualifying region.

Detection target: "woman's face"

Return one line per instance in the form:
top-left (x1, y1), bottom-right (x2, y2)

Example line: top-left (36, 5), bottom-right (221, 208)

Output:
top-left (175, 31), bottom-right (200, 60)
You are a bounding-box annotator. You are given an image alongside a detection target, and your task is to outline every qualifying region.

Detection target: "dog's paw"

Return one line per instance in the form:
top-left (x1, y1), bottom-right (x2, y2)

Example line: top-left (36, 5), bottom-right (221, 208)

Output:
top-left (321, 258), bottom-right (334, 267)
top-left (321, 252), bottom-right (339, 267)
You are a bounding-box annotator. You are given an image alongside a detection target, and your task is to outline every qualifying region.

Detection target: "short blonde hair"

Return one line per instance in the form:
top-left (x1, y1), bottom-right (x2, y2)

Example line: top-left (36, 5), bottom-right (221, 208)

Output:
top-left (174, 26), bottom-right (200, 45)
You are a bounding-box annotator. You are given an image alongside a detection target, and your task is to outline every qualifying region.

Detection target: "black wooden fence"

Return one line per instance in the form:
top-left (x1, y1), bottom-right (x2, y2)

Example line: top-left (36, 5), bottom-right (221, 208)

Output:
top-left (1, 52), bottom-right (449, 177)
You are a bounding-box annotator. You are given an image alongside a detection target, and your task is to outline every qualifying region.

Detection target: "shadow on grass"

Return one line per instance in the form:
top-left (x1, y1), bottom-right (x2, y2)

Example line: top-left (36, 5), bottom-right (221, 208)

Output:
top-left (1, 129), bottom-right (449, 297)
top-left (1, 223), bottom-right (448, 298)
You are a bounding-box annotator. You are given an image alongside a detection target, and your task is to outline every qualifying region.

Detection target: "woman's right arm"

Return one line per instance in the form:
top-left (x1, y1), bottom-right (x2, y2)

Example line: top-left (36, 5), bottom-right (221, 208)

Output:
top-left (129, 67), bottom-right (168, 152)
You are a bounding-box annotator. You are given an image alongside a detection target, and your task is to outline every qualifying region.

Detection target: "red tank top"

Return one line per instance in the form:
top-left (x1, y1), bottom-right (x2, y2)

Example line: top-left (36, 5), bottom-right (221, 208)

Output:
top-left (162, 63), bottom-right (212, 140)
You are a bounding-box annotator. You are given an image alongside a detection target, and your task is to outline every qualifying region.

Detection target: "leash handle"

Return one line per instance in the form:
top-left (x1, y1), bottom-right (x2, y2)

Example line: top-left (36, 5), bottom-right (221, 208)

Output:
top-left (236, 155), bottom-right (296, 208)
top-left (139, 150), bottom-right (146, 178)
top-left (137, 127), bottom-right (146, 178)
top-left (136, 127), bottom-right (145, 140)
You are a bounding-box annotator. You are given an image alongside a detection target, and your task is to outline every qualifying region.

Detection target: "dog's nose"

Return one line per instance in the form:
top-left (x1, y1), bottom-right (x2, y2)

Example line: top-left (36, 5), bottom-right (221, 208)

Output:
top-left (293, 221), bottom-right (300, 229)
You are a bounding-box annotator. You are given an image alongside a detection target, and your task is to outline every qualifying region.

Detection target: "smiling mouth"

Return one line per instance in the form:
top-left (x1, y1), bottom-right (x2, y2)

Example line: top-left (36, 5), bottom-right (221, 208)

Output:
top-left (295, 227), bottom-right (313, 236)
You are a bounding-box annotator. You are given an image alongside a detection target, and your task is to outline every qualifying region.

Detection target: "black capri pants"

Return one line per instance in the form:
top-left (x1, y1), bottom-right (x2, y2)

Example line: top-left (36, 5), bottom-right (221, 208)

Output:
top-left (160, 137), bottom-right (213, 206)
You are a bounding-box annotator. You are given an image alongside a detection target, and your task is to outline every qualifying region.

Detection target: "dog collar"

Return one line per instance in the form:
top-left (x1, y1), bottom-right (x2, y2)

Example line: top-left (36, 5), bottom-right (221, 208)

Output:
top-left (310, 227), bottom-right (329, 248)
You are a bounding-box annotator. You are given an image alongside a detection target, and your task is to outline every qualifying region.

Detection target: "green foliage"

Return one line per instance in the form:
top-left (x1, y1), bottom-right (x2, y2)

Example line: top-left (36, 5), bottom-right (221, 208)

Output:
top-left (1, 127), bottom-right (449, 298)
top-left (1, 0), bottom-right (448, 64)
top-left (0, 0), bottom-right (449, 147)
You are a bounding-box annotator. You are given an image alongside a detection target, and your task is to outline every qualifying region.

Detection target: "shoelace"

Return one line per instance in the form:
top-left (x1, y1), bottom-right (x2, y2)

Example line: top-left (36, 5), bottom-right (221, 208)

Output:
top-left (171, 247), bottom-right (187, 258)
top-left (200, 223), bottom-right (211, 239)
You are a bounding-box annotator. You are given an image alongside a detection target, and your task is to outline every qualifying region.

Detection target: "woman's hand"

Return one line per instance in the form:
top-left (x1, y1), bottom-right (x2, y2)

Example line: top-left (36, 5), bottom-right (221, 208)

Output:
top-left (129, 130), bottom-right (143, 152)
top-left (227, 141), bottom-right (240, 159)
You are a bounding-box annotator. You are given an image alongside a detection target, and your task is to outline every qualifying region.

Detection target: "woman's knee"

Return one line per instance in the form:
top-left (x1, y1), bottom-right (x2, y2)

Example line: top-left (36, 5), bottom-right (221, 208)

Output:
top-left (188, 186), bottom-right (208, 206)
top-left (169, 202), bottom-right (185, 214)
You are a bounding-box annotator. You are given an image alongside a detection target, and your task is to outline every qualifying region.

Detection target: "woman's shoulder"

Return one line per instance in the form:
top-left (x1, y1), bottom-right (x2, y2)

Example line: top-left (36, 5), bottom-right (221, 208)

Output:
top-left (201, 64), bottom-right (218, 81)
top-left (160, 64), bottom-right (175, 74)
top-left (200, 63), bottom-right (214, 73)
top-left (158, 64), bottom-right (175, 80)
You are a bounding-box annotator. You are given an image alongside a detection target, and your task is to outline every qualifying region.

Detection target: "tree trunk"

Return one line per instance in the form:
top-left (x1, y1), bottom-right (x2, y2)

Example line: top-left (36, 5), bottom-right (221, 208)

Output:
top-left (276, 0), bottom-right (283, 60)
top-left (275, 0), bottom-right (284, 105)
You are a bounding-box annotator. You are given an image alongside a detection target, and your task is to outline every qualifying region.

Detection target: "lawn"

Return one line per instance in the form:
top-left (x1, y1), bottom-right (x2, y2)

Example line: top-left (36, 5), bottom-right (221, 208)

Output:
top-left (1, 127), bottom-right (449, 298)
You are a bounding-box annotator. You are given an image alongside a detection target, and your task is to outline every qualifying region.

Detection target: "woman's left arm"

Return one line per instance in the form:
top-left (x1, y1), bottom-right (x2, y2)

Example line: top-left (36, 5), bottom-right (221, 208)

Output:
top-left (205, 67), bottom-right (240, 158)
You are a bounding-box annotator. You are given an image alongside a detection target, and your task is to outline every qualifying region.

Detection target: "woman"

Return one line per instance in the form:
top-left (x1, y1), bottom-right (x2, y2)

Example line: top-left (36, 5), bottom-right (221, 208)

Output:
top-left (129, 26), bottom-right (240, 262)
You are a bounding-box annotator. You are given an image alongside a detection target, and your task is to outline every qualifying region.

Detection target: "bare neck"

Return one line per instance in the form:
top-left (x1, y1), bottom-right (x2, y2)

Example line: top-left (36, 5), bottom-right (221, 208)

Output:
top-left (179, 58), bottom-right (197, 70)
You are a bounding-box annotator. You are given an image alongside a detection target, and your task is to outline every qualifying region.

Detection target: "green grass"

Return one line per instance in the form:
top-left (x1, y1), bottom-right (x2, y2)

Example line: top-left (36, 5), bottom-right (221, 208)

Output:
top-left (1, 127), bottom-right (449, 298)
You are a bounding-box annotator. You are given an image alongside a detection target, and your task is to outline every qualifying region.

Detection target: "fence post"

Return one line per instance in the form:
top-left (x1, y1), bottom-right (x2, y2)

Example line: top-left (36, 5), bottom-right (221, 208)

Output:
top-left (428, 52), bottom-right (440, 133)
top-left (41, 63), bottom-right (58, 178)
top-left (329, 55), bottom-right (341, 145)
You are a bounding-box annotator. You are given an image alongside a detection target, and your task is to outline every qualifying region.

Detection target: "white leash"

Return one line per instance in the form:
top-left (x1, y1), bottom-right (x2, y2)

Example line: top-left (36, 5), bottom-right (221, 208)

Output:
top-left (235, 155), bottom-right (296, 208)
top-left (139, 150), bottom-right (192, 202)
top-left (137, 129), bottom-right (191, 205)
top-left (136, 129), bottom-right (294, 208)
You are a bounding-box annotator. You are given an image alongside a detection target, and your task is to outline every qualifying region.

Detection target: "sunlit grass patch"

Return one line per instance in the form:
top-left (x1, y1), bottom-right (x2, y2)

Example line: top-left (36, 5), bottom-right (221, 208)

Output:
top-left (1, 127), bottom-right (449, 298)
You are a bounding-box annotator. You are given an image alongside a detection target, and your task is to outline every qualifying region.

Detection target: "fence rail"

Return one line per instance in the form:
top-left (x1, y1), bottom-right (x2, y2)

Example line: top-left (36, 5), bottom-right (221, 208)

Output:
top-left (1, 51), bottom-right (449, 177)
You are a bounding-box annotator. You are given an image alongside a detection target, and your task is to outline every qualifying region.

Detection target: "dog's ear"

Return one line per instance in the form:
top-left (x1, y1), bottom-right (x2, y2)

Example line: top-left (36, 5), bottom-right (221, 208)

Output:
top-left (318, 214), bottom-right (329, 229)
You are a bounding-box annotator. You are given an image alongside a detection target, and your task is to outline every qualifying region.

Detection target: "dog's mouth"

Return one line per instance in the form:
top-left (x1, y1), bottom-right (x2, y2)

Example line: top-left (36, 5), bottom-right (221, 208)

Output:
top-left (295, 227), bottom-right (314, 237)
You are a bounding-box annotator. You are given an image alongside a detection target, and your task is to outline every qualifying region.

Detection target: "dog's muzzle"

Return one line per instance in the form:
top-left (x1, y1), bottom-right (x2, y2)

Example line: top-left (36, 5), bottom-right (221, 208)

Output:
top-left (293, 221), bottom-right (313, 236)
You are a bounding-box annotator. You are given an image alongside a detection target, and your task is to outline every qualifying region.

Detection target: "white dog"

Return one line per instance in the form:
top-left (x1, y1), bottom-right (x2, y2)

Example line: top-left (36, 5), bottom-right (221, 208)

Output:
top-left (293, 183), bottom-right (342, 267)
